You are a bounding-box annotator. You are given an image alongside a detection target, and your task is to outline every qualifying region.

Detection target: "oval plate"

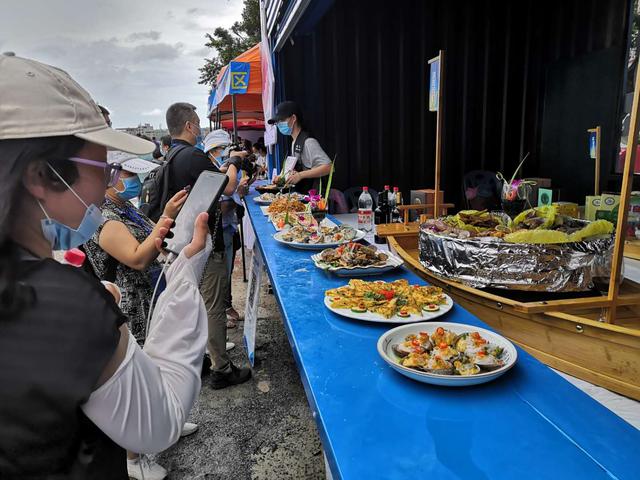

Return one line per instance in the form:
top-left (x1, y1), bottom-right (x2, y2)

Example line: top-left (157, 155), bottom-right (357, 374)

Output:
top-left (324, 294), bottom-right (453, 324)
top-left (311, 251), bottom-right (404, 276)
top-left (274, 229), bottom-right (367, 250)
top-left (377, 322), bottom-right (517, 386)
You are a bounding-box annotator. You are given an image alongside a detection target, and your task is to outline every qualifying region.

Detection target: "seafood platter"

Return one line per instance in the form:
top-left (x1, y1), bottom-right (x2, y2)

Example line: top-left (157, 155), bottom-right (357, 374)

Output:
top-left (420, 206), bottom-right (614, 291)
top-left (273, 225), bottom-right (366, 249)
top-left (311, 242), bottom-right (404, 276)
top-left (324, 279), bottom-right (452, 323)
top-left (377, 322), bottom-right (517, 386)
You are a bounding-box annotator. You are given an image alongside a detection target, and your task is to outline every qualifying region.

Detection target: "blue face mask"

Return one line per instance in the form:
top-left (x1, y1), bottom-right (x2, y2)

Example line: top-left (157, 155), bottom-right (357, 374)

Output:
top-left (277, 121), bottom-right (292, 136)
top-left (117, 176), bottom-right (142, 200)
top-left (38, 163), bottom-right (104, 251)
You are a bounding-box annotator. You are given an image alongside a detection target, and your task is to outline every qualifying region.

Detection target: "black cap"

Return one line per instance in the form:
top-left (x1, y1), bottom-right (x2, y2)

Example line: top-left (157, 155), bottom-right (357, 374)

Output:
top-left (268, 101), bottom-right (301, 124)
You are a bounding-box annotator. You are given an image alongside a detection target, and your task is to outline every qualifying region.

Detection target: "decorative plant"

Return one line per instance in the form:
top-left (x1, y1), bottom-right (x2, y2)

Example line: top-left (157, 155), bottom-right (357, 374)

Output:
top-left (496, 153), bottom-right (536, 201)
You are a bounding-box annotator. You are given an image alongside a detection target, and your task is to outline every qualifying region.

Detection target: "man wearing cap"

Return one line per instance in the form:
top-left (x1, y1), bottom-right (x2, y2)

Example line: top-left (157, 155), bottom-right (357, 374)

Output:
top-left (269, 101), bottom-right (332, 194)
top-left (164, 103), bottom-right (252, 389)
top-left (204, 130), bottom-right (251, 327)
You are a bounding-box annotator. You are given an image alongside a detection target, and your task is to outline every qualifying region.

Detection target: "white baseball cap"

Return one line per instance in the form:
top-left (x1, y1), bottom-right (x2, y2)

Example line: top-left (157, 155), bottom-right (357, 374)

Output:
top-left (203, 129), bottom-right (231, 153)
top-left (0, 52), bottom-right (154, 155)
top-left (107, 151), bottom-right (160, 174)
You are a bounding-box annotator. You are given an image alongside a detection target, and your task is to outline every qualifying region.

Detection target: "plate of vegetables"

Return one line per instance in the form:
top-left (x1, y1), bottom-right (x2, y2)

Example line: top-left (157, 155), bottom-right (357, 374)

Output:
top-left (377, 322), bottom-right (517, 386)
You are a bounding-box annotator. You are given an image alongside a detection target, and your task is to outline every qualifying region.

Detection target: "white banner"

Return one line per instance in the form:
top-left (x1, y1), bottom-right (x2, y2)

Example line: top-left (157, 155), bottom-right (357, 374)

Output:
top-left (243, 247), bottom-right (263, 367)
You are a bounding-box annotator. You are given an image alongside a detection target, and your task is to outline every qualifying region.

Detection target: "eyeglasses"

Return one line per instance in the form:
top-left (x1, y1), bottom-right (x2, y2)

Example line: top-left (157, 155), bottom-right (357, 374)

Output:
top-left (68, 157), bottom-right (123, 187)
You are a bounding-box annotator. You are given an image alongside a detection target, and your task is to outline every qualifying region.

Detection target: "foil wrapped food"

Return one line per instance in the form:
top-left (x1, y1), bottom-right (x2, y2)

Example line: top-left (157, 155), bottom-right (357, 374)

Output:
top-left (418, 224), bottom-right (614, 292)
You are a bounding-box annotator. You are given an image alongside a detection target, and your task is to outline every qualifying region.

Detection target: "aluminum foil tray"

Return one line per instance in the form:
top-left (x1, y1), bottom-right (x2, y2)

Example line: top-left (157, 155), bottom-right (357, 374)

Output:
top-left (418, 225), bottom-right (613, 292)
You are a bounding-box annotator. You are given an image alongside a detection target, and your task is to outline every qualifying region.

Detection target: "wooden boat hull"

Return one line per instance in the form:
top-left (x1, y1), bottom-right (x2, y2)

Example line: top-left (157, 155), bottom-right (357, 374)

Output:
top-left (388, 234), bottom-right (640, 401)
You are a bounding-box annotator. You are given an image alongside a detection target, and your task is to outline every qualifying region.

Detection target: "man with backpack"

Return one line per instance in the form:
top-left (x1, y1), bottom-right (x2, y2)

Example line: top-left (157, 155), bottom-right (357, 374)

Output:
top-left (157, 102), bottom-right (252, 389)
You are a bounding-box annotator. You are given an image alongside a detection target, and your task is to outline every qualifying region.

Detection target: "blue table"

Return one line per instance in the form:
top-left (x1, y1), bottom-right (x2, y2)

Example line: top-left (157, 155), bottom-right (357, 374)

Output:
top-left (246, 190), bottom-right (640, 480)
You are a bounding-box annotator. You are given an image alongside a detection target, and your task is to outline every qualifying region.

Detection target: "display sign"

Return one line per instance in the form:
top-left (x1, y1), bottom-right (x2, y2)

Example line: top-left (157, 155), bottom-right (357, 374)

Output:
top-left (589, 130), bottom-right (597, 159)
top-left (243, 247), bottom-right (263, 367)
top-left (428, 56), bottom-right (441, 112)
top-left (229, 61), bottom-right (250, 95)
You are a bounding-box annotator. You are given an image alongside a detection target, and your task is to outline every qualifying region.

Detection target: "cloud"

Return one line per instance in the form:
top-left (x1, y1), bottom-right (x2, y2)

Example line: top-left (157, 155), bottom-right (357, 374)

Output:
top-left (132, 42), bottom-right (183, 61)
top-left (1, 0), bottom-right (244, 127)
top-left (190, 46), bottom-right (210, 57)
top-left (126, 30), bottom-right (162, 42)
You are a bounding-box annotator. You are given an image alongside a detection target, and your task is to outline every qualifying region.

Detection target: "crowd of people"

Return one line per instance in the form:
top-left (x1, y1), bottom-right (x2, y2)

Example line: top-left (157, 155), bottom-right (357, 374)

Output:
top-left (0, 53), bottom-right (265, 480)
top-left (0, 49), bottom-right (336, 480)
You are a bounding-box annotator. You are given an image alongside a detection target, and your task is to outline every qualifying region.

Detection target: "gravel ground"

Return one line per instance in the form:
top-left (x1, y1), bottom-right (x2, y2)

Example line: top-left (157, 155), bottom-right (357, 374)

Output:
top-left (151, 250), bottom-right (326, 479)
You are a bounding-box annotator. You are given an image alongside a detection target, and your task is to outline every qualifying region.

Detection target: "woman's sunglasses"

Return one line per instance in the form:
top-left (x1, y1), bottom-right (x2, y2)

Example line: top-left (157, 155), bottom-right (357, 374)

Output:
top-left (68, 157), bottom-right (123, 187)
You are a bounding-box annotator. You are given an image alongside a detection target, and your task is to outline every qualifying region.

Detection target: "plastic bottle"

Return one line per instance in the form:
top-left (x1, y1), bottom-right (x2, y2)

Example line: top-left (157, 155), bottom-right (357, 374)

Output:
top-left (62, 248), bottom-right (86, 268)
top-left (357, 186), bottom-right (373, 232)
top-left (374, 191), bottom-right (389, 244)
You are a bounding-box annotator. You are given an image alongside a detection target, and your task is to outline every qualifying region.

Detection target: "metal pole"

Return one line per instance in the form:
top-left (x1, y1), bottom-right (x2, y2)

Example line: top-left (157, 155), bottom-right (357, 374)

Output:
top-left (239, 217), bottom-right (247, 282)
top-left (232, 94), bottom-right (239, 144)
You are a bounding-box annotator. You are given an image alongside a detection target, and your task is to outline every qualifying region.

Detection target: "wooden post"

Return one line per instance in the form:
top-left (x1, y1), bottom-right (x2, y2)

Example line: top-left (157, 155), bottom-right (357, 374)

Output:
top-left (588, 126), bottom-right (602, 195)
top-left (606, 66), bottom-right (640, 323)
top-left (429, 51), bottom-right (445, 219)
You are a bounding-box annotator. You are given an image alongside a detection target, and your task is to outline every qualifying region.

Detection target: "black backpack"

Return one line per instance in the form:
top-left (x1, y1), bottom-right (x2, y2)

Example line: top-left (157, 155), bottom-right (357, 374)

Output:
top-left (140, 145), bottom-right (187, 222)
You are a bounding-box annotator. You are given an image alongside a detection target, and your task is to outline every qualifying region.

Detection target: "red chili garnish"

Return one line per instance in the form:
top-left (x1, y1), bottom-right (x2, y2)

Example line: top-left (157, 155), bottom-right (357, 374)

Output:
top-left (419, 332), bottom-right (429, 337)
top-left (380, 289), bottom-right (395, 300)
top-left (438, 342), bottom-right (448, 349)
top-left (411, 339), bottom-right (421, 347)
top-left (412, 347), bottom-right (424, 354)
top-left (436, 327), bottom-right (445, 336)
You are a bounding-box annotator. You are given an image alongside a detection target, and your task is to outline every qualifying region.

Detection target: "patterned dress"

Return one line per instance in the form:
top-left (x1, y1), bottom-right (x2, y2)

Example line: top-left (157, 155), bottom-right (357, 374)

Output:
top-left (84, 198), bottom-right (162, 343)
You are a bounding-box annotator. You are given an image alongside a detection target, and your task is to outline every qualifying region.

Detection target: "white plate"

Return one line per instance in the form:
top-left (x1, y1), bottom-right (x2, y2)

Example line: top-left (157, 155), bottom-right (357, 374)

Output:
top-left (377, 322), bottom-right (517, 386)
top-left (324, 293), bottom-right (453, 323)
top-left (272, 217), bottom-right (337, 231)
top-left (273, 229), bottom-right (367, 250)
top-left (311, 250), bottom-right (404, 276)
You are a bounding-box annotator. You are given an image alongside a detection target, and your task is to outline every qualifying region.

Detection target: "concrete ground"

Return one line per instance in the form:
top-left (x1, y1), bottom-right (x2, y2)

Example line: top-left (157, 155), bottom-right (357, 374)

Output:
top-left (152, 249), bottom-right (326, 479)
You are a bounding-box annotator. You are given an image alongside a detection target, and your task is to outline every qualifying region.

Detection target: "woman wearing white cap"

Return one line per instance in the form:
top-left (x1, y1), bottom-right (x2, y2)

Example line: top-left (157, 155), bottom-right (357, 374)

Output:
top-left (0, 53), bottom-right (211, 479)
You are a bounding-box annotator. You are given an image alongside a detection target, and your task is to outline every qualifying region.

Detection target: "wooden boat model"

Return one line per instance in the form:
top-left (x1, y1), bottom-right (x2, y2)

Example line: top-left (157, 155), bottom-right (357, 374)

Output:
top-left (384, 230), bottom-right (640, 400)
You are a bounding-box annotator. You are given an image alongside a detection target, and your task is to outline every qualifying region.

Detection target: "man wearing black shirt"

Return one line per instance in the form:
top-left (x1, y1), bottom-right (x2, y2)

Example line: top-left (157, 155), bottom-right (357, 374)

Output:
top-left (164, 102), bottom-right (251, 388)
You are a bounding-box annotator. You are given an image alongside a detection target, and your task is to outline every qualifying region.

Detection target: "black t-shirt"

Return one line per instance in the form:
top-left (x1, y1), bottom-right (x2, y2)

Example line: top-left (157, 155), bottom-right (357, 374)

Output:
top-left (166, 140), bottom-right (225, 252)
top-left (0, 259), bottom-right (128, 479)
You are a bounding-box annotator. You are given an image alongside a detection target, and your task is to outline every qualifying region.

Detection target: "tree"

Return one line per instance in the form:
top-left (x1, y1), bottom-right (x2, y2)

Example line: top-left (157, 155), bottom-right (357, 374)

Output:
top-left (199, 0), bottom-right (260, 86)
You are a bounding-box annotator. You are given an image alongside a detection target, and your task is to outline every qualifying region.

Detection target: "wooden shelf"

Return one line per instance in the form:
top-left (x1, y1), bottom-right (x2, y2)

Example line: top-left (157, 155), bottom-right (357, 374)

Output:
top-left (625, 239), bottom-right (640, 260)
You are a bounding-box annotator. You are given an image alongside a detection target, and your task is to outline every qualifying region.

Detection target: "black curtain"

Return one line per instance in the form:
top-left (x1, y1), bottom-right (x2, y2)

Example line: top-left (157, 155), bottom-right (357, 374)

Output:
top-left (276, 0), bottom-right (631, 206)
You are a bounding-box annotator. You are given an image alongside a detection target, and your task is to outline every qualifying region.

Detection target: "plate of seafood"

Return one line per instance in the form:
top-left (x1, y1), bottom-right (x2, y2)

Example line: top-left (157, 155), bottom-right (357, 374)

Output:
top-left (311, 243), bottom-right (403, 276)
top-left (273, 225), bottom-right (365, 250)
top-left (377, 322), bottom-right (517, 386)
top-left (324, 279), bottom-right (452, 323)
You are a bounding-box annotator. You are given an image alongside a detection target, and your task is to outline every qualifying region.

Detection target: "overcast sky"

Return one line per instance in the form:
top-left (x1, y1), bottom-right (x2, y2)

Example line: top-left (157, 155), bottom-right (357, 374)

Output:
top-left (1, 0), bottom-right (243, 128)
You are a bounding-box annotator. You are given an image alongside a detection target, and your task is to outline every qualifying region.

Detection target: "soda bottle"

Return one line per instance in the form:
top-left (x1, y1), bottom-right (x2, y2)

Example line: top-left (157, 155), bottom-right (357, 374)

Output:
top-left (357, 186), bottom-right (373, 232)
top-left (374, 191), bottom-right (388, 244)
top-left (392, 187), bottom-right (402, 223)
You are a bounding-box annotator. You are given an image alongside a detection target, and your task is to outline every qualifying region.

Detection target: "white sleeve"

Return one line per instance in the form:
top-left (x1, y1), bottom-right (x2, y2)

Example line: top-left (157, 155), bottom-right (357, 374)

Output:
top-left (81, 242), bottom-right (211, 454)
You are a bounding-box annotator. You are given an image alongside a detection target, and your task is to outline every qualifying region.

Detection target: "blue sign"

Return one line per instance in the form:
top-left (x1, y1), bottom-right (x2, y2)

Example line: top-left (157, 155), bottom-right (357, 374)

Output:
top-left (229, 61), bottom-right (250, 94)
top-left (429, 56), bottom-right (440, 112)
top-left (589, 130), bottom-right (597, 159)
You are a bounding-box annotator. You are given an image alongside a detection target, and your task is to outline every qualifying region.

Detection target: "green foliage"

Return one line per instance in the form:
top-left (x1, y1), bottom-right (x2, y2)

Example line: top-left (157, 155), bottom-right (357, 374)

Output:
top-left (198, 0), bottom-right (260, 86)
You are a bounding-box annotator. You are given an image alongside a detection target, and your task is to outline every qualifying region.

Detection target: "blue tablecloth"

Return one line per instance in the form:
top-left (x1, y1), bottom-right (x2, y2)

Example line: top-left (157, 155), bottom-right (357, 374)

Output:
top-left (245, 190), bottom-right (640, 480)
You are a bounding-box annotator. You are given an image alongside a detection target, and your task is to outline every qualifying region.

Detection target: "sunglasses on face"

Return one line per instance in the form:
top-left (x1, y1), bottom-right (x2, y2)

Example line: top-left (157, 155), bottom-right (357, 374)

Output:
top-left (67, 157), bottom-right (123, 187)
